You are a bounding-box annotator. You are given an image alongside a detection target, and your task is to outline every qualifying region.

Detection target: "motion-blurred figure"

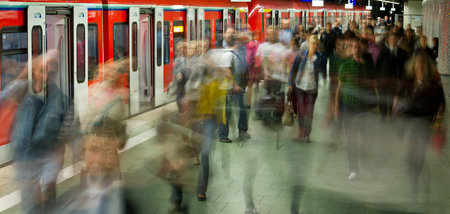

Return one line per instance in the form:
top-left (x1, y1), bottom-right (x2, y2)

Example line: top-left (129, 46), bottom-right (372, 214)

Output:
top-left (13, 51), bottom-right (68, 213)
top-left (335, 38), bottom-right (374, 180)
top-left (172, 42), bottom-right (190, 112)
top-left (393, 52), bottom-right (445, 197)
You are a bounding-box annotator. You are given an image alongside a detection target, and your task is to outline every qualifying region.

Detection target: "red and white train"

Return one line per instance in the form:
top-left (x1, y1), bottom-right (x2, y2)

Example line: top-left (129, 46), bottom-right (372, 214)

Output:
top-left (0, 0), bottom-right (370, 164)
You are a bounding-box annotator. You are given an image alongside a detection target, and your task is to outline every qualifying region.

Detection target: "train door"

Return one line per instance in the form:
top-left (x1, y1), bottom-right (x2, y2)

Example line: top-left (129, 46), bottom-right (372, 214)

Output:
top-left (27, 6), bottom-right (45, 95)
top-left (45, 7), bottom-right (70, 112)
top-left (72, 7), bottom-right (89, 116)
top-left (154, 7), bottom-right (165, 106)
top-left (139, 9), bottom-right (154, 111)
top-left (128, 7), bottom-right (139, 115)
top-left (289, 10), bottom-right (295, 31)
top-left (197, 8), bottom-right (205, 50)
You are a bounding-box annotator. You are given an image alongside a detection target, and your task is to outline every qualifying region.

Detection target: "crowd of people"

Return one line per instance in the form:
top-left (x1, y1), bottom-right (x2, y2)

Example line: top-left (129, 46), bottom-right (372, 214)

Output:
top-left (0, 15), bottom-right (446, 214)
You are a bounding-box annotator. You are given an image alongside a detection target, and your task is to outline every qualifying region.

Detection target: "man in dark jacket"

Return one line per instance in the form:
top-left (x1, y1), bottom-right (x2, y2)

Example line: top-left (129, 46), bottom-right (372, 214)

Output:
top-left (320, 22), bottom-right (338, 80)
top-left (375, 32), bottom-right (409, 120)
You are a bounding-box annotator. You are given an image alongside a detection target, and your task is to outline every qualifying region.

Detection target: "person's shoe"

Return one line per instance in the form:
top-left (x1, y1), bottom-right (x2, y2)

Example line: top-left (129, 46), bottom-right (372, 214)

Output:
top-left (219, 138), bottom-right (232, 143)
top-left (348, 172), bottom-right (357, 180)
top-left (244, 208), bottom-right (260, 214)
top-left (239, 131), bottom-right (251, 139)
top-left (197, 193), bottom-right (206, 201)
top-left (169, 204), bottom-right (187, 213)
top-left (304, 137), bottom-right (311, 143)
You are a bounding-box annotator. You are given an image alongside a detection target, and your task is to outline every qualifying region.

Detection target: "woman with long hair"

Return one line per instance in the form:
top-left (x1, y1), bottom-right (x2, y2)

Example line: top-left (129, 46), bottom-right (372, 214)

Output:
top-left (288, 35), bottom-right (322, 143)
top-left (393, 52), bottom-right (445, 196)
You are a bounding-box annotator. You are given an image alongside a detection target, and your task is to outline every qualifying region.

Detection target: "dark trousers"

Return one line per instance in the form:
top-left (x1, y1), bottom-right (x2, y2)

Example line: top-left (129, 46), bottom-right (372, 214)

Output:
top-left (294, 87), bottom-right (318, 138)
top-left (378, 90), bottom-right (394, 119)
top-left (171, 184), bottom-right (183, 206)
top-left (320, 51), bottom-right (333, 80)
top-left (218, 91), bottom-right (248, 139)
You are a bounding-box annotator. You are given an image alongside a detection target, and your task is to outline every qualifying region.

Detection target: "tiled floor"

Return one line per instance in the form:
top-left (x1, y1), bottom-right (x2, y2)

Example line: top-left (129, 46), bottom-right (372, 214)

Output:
top-left (2, 77), bottom-right (450, 214)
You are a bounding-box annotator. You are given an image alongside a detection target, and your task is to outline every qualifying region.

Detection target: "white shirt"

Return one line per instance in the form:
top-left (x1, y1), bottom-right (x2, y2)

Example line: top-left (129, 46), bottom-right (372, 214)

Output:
top-left (296, 55), bottom-right (317, 91)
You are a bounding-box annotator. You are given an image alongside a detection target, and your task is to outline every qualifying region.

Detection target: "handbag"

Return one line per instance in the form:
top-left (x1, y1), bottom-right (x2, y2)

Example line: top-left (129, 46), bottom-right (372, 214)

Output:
top-left (431, 124), bottom-right (446, 154)
top-left (282, 102), bottom-right (295, 126)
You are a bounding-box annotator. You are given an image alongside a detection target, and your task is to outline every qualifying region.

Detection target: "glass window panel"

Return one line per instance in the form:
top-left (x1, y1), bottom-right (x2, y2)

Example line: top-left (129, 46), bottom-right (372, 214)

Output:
top-left (2, 32), bottom-right (27, 51)
top-left (157, 21), bottom-right (162, 66)
top-left (113, 23), bottom-right (129, 61)
top-left (205, 20), bottom-right (211, 44)
top-left (76, 24), bottom-right (86, 83)
top-left (190, 20), bottom-right (195, 40)
top-left (132, 22), bottom-right (138, 71)
top-left (88, 24), bottom-right (99, 80)
top-left (215, 19), bottom-right (223, 43)
top-left (164, 21), bottom-right (170, 65)
top-left (31, 26), bottom-right (43, 93)
top-left (1, 54), bottom-right (27, 90)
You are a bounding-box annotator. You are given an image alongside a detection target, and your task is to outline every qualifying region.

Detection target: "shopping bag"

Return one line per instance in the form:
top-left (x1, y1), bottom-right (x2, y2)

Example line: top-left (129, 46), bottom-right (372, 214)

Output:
top-left (282, 102), bottom-right (295, 126)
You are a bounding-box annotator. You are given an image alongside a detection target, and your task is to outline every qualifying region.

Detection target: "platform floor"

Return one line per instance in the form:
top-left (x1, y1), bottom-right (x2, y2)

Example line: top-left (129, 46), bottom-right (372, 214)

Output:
top-left (1, 77), bottom-right (450, 214)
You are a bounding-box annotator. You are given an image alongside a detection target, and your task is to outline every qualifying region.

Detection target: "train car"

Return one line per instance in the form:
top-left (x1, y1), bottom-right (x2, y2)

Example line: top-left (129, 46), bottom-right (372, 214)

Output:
top-left (0, 0), bottom-right (371, 165)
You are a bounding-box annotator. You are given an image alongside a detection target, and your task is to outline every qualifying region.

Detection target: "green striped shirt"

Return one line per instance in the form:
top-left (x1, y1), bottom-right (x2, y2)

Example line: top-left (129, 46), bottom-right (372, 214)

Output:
top-left (338, 57), bottom-right (374, 109)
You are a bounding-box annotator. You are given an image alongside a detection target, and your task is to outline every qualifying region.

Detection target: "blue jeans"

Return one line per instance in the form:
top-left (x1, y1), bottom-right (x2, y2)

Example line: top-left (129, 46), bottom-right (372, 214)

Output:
top-left (195, 120), bottom-right (216, 194)
top-left (218, 91), bottom-right (248, 139)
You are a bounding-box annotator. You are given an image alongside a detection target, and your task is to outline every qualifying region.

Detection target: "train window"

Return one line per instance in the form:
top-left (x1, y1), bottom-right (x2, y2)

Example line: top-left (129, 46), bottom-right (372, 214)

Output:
top-left (1, 28), bottom-right (27, 91)
top-left (189, 20), bottom-right (195, 41)
top-left (205, 20), bottom-right (211, 44)
top-left (261, 15), bottom-right (264, 32)
top-left (266, 18), bottom-right (272, 27)
top-left (31, 26), bottom-right (43, 93)
top-left (215, 19), bottom-right (223, 44)
top-left (173, 20), bottom-right (185, 60)
top-left (113, 23), bottom-right (129, 61)
top-left (132, 22), bottom-right (138, 71)
top-left (199, 20), bottom-right (203, 40)
top-left (157, 21), bottom-right (162, 66)
top-left (163, 21), bottom-right (169, 64)
top-left (88, 24), bottom-right (99, 80)
top-left (76, 24), bottom-right (86, 83)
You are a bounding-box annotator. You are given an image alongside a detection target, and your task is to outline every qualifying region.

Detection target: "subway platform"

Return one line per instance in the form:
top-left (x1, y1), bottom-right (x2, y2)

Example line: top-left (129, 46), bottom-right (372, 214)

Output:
top-left (1, 77), bottom-right (450, 214)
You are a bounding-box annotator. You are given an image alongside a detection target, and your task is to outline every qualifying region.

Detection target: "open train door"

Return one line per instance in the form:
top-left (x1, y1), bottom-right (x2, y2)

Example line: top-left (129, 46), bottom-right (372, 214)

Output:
top-left (129, 7), bottom-right (139, 115)
top-left (138, 8), bottom-right (154, 111)
top-left (73, 6), bottom-right (88, 119)
top-left (154, 7), bottom-right (165, 106)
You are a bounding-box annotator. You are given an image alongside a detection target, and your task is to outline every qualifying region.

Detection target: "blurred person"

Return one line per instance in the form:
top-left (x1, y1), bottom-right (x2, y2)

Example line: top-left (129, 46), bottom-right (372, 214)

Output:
top-left (299, 27), bottom-right (314, 58)
top-left (279, 19), bottom-right (292, 47)
top-left (312, 18), bottom-right (322, 34)
top-left (397, 21), bottom-right (404, 36)
top-left (185, 40), bottom-right (208, 165)
top-left (346, 20), bottom-right (360, 37)
top-left (399, 29), bottom-right (416, 57)
top-left (13, 51), bottom-right (69, 213)
top-left (216, 27), bottom-right (235, 49)
top-left (363, 25), bottom-right (382, 65)
top-left (319, 22), bottom-right (338, 80)
top-left (80, 58), bottom-right (128, 180)
top-left (376, 32), bottom-right (409, 121)
top-left (218, 32), bottom-right (251, 143)
top-left (406, 23), bottom-right (412, 31)
top-left (393, 52), bottom-right (445, 196)
top-left (246, 32), bottom-right (262, 109)
top-left (414, 26), bottom-right (423, 49)
top-left (154, 114), bottom-right (207, 212)
top-left (288, 35), bottom-right (322, 143)
top-left (256, 26), bottom-right (289, 94)
top-left (46, 119), bottom-right (129, 214)
top-left (374, 22), bottom-right (388, 44)
top-left (323, 34), bottom-right (353, 143)
top-left (172, 41), bottom-right (190, 112)
top-left (416, 36), bottom-right (434, 60)
top-left (334, 38), bottom-right (375, 180)
top-left (333, 20), bottom-right (343, 36)
top-left (432, 37), bottom-right (439, 61)
top-left (193, 51), bottom-right (229, 201)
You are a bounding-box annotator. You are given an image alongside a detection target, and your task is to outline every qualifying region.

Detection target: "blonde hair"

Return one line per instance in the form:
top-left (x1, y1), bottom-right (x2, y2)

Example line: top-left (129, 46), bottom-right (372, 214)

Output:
top-left (175, 41), bottom-right (186, 57)
top-left (308, 35), bottom-right (320, 44)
